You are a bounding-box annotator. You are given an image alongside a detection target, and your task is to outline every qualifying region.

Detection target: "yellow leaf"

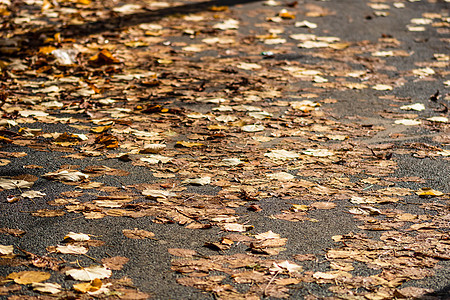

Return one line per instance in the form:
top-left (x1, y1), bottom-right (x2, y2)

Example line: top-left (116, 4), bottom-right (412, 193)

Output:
top-left (209, 5), bottom-right (228, 11)
top-left (8, 271), bottom-right (51, 285)
top-left (415, 188), bottom-right (444, 197)
top-left (279, 9), bottom-right (295, 19)
top-left (73, 278), bottom-right (102, 293)
top-left (89, 49), bottom-right (119, 65)
top-left (291, 204), bottom-right (309, 212)
top-left (39, 46), bottom-right (57, 55)
top-left (90, 125), bottom-right (112, 133)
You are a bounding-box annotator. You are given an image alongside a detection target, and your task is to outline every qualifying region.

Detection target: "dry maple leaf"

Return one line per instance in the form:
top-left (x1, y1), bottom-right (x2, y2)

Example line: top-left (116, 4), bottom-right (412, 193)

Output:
top-left (122, 228), bottom-right (155, 239)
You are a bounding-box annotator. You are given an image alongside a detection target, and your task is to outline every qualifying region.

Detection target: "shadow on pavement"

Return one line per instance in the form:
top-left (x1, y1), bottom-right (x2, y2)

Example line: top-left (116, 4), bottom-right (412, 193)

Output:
top-left (420, 284), bottom-right (450, 300)
top-left (12, 0), bottom-right (261, 49)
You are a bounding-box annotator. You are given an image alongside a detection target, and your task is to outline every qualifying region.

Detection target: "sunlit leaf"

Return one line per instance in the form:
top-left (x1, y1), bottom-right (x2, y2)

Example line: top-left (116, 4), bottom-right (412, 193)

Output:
top-left (394, 119), bottom-right (421, 126)
top-left (264, 150), bottom-right (300, 160)
top-left (0, 178), bottom-right (34, 190)
top-left (0, 245), bottom-right (13, 255)
top-left (7, 271), bottom-right (51, 284)
top-left (32, 282), bottom-right (62, 294)
top-left (56, 244), bottom-right (88, 254)
top-left (64, 232), bottom-right (90, 242)
top-left (21, 190), bottom-right (46, 199)
top-left (43, 170), bottom-right (89, 182)
top-left (415, 188), bottom-right (444, 197)
top-left (400, 103), bottom-right (425, 111)
top-left (182, 177), bottom-right (211, 186)
top-left (73, 278), bottom-right (103, 293)
top-left (266, 172), bottom-right (295, 181)
top-left (66, 265), bottom-right (112, 281)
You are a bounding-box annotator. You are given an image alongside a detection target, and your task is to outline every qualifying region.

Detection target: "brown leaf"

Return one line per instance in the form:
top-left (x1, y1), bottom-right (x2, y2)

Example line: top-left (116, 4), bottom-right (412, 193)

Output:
top-left (168, 248), bottom-right (198, 258)
top-left (122, 228), bottom-right (155, 239)
top-left (0, 228), bottom-right (26, 237)
top-left (89, 49), bottom-right (119, 65)
top-left (292, 254), bottom-right (316, 261)
top-left (31, 209), bottom-right (65, 217)
top-left (94, 133), bottom-right (119, 149)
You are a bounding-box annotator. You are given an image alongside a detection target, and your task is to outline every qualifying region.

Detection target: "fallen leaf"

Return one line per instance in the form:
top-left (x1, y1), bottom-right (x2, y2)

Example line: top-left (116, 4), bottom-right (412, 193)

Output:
top-left (237, 62), bottom-right (261, 70)
top-left (182, 177), bottom-right (211, 186)
top-left (270, 260), bottom-right (303, 273)
top-left (264, 150), bottom-right (300, 160)
top-left (89, 49), bottom-right (119, 65)
top-left (292, 254), bottom-right (316, 261)
top-left (101, 256), bottom-right (129, 270)
top-left (66, 265), bottom-right (112, 281)
top-left (56, 244), bottom-right (89, 254)
top-left (140, 155), bottom-right (172, 164)
top-left (64, 232), bottom-right (90, 242)
top-left (0, 228), bottom-right (26, 237)
top-left (394, 119), bottom-right (421, 126)
top-left (0, 244), bottom-right (13, 255)
top-left (372, 84), bottom-right (393, 91)
top-left (21, 190), bottom-right (46, 199)
top-left (140, 144), bottom-right (166, 154)
top-left (142, 189), bottom-right (176, 199)
top-left (254, 231), bottom-right (280, 239)
top-left (415, 187), bottom-right (444, 197)
top-left (0, 177), bottom-right (34, 189)
top-left (427, 116), bottom-right (448, 123)
top-left (241, 124), bottom-right (265, 132)
top-left (31, 209), bottom-right (65, 217)
top-left (213, 19), bottom-right (239, 30)
top-left (73, 278), bottom-right (103, 293)
top-left (123, 228), bottom-right (155, 239)
top-left (175, 141), bottom-right (205, 148)
top-left (310, 202), bottom-right (336, 209)
top-left (266, 172), bottom-right (295, 181)
top-left (400, 103), bottom-right (425, 111)
top-left (7, 271), bottom-right (51, 284)
top-left (221, 223), bottom-right (253, 232)
top-left (43, 170), bottom-right (89, 182)
top-left (302, 149), bottom-right (334, 157)
top-left (0, 159), bottom-right (10, 166)
top-left (32, 282), bottom-right (62, 294)
top-left (168, 248), bottom-right (198, 257)
top-left (295, 20), bottom-right (317, 28)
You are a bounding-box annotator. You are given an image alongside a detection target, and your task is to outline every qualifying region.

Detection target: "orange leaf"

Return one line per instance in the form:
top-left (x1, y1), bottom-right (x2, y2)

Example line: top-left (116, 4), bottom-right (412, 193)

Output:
top-left (89, 49), bottom-right (119, 65)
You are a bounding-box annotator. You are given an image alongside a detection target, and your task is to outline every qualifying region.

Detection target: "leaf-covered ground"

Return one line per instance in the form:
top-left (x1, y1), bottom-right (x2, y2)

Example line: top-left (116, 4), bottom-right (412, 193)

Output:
top-left (0, 0), bottom-right (449, 299)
